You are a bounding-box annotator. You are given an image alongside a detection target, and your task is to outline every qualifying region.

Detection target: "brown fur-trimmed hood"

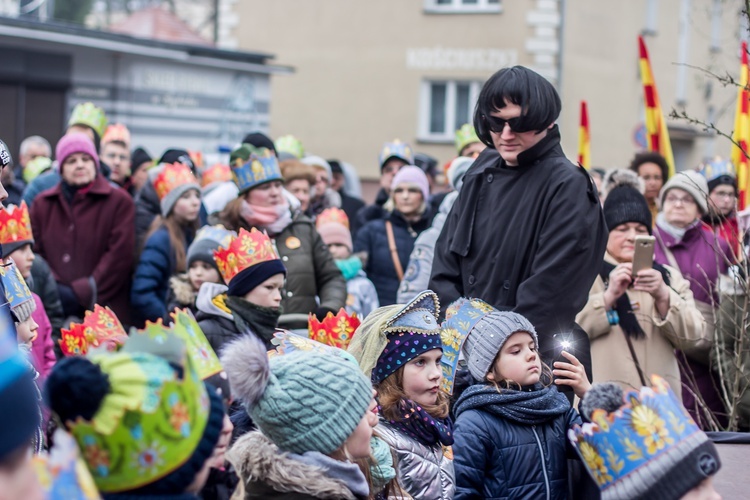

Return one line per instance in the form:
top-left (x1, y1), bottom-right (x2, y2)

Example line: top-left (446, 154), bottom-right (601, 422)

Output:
top-left (169, 273), bottom-right (195, 306)
top-left (227, 431), bottom-right (358, 500)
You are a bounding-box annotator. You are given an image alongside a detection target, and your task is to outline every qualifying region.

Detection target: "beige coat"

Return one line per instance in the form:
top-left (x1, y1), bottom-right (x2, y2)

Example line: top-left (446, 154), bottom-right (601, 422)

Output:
top-left (576, 254), bottom-right (706, 400)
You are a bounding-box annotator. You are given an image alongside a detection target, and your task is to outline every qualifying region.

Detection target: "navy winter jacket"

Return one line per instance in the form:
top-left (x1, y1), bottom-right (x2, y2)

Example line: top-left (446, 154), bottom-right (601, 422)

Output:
top-left (453, 405), bottom-right (581, 500)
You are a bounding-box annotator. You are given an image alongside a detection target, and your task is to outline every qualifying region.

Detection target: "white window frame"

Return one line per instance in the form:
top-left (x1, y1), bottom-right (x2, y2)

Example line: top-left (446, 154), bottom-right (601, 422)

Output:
top-left (423, 0), bottom-right (502, 14)
top-left (418, 80), bottom-right (482, 143)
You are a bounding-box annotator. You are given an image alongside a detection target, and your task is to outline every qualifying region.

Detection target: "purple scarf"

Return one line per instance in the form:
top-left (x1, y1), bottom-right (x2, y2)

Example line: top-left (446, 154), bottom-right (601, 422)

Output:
top-left (382, 399), bottom-right (454, 448)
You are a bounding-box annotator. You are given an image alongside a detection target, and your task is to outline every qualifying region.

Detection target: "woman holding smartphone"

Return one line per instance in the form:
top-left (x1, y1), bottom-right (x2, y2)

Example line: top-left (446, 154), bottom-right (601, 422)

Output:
top-left (575, 175), bottom-right (706, 400)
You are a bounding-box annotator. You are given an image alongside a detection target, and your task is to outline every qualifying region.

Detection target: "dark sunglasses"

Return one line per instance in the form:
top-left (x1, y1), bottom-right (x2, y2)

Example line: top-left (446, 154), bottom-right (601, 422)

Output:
top-left (482, 114), bottom-right (535, 134)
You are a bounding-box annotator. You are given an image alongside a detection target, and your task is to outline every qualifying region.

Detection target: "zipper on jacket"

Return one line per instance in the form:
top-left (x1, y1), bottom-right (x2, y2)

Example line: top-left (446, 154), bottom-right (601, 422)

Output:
top-left (532, 425), bottom-right (551, 500)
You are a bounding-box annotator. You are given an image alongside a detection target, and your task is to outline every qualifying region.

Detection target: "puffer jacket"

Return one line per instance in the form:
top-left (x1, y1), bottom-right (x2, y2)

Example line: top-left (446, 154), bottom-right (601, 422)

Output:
top-left (375, 420), bottom-right (454, 500)
top-left (228, 431), bottom-right (363, 500)
top-left (453, 404), bottom-right (580, 500)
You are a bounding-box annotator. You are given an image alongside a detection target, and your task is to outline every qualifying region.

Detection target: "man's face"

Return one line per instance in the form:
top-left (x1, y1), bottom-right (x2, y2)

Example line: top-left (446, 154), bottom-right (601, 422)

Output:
top-left (709, 185), bottom-right (736, 217)
top-left (101, 142), bottom-right (131, 184)
top-left (19, 143), bottom-right (50, 168)
top-left (489, 101), bottom-right (551, 166)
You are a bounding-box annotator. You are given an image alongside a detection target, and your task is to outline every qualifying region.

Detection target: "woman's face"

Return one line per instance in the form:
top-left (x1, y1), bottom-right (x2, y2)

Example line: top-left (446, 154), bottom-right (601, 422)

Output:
top-left (663, 188), bottom-right (700, 228)
top-left (61, 152), bottom-right (97, 186)
top-left (245, 180), bottom-right (284, 208)
top-left (392, 183), bottom-right (424, 217)
top-left (637, 162), bottom-right (664, 203)
top-left (171, 189), bottom-right (201, 223)
top-left (286, 179), bottom-right (311, 211)
top-left (242, 273), bottom-right (285, 308)
top-left (340, 391), bottom-right (378, 460)
top-left (607, 222), bottom-right (650, 263)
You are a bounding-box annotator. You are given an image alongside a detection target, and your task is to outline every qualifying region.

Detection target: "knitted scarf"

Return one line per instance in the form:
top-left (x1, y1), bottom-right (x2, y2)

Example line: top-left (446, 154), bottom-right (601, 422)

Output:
top-left (383, 399), bottom-right (454, 448)
top-left (240, 200), bottom-right (292, 236)
top-left (335, 256), bottom-right (363, 281)
top-left (225, 296), bottom-right (281, 347)
top-left (454, 383), bottom-right (570, 425)
top-left (599, 261), bottom-right (671, 339)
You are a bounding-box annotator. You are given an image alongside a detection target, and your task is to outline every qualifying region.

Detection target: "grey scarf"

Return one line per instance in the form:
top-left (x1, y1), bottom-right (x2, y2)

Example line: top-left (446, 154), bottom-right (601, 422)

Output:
top-left (288, 451), bottom-right (369, 498)
top-left (454, 383), bottom-right (570, 425)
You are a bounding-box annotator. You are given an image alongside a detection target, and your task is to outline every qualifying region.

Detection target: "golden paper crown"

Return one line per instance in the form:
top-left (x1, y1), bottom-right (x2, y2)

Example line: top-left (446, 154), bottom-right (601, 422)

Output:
top-left (153, 162), bottom-right (199, 200)
top-left (213, 228), bottom-right (281, 284)
top-left (201, 163), bottom-right (232, 187)
top-left (308, 308), bottom-right (361, 350)
top-left (316, 207), bottom-right (349, 229)
top-left (59, 305), bottom-right (127, 357)
top-left (0, 202), bottom-right (33, 245)
top-left (101, 124), bottom-right (131, 147)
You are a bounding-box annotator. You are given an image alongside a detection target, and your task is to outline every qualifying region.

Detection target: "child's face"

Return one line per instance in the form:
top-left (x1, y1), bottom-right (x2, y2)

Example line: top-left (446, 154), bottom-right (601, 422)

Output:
top-left (487, 332), bottom-right (541, 387)
top-left (7, 245), bottom-right (35, 279)
top-left (327, 242), bottom-right (351, 260)
top-left (681, 477), bottom-right (721, 500)
top-left (242, 273), bottom-right (285, 308)
top-left (16, 316), bottom-right (38, 347)
top-left (401, 348), bottom-right (443, 407)
top-left (172, 190), bottom-right (201, 224)
top-left (188, 261), bottom-right (221, 291)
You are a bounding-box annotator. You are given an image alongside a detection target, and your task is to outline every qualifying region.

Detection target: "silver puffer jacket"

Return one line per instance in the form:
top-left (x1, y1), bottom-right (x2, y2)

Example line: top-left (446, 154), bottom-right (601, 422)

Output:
top-left (376, 420), bottom-right (455, 499)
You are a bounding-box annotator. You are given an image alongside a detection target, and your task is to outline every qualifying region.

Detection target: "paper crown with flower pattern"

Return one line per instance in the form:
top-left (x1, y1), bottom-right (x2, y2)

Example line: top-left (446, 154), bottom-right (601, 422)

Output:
top-left (59, 305), bottom-right (128, 357)
top-left (102, 124), bottom-right (131, 147)
top-left (68, 102), bottom-right (108, 138)
top-left (378, 139), bottom-right (414, 167)
top-left (213, 227), bottom-right (281, 286)
top-left (152, 162), bottom-right (200, 201)
top-left (0, 202), bottom-right (33, 247)
top-left (201, 163), bottom-right (232, 188)
top-left (230, 146), bottom-right (282, 194)
top-left (316, 207), bottom-right (349, 229)
top-left (308, 309), bottom-right (361, 350)
top-left (568, 375), bottom-right (720, 498)
top-left (455, 123), bottom-right (480, 154)
top-left (0, 259), bottom-right (35, 322)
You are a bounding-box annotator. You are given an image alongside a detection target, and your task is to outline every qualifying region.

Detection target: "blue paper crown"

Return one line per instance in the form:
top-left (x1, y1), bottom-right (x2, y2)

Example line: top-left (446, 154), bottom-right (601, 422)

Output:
top-left (699, 157), bottom-right (735, 182)
top-left (383, 290), bottom-right (440, 335)
top-left (440, 298), bottom-right (498, 394)
top-left (568, 375), bottom-right (712, 496)
top-left (193, 225), bottom-right (236, 249)
top-left (0, 261), bottom-right (33, 313)
top-left (231, 149), bottom-right (282, 194)
top-left (378, 140), bottom-right (414, 167)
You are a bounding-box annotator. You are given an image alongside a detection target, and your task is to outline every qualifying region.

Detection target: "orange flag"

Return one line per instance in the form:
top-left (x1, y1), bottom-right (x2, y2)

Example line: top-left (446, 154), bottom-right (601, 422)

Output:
top-left (638, 36), bottom-right (675, 178)
top-left (732, 41), bottom-right (750, 211)
top-left (577, 101), bottom-right (590, 169)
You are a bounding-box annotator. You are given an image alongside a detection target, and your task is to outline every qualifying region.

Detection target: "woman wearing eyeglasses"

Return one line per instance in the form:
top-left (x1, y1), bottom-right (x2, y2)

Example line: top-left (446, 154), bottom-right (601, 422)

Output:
top-left (654, 170), bottom-right (733, 428)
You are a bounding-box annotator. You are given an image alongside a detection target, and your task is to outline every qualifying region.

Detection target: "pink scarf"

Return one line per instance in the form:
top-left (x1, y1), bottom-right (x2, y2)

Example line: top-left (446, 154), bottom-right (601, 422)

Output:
top-left (240, 200), bottom-right (292, 235)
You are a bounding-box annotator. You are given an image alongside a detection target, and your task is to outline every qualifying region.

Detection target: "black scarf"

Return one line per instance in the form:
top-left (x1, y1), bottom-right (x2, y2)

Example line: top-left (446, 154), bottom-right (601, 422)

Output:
top-left (383, 399), bottom-right (454, 448)
top-left (225, 296), bottom-right (281, 348)
top-left (599, 261), bottom-right (671, 338)
top-left (454, 383), bottom-right (570, 425)
top-left (61, 180), bottom-right (84, 204)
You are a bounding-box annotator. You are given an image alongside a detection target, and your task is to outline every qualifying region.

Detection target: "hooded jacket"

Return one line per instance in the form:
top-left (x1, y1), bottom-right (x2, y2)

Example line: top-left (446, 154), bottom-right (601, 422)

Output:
top-left (195, 283), bottom-right (240, 355)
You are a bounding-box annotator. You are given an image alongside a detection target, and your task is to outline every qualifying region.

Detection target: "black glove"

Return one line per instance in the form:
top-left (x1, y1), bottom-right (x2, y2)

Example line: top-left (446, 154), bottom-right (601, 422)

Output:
top-left (313, 307), bottom-right (337, 321)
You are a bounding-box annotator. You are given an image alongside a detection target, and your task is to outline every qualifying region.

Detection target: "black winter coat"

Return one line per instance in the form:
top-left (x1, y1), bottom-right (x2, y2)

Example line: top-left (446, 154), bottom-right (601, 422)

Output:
top-left (353, 188), bottom-right (388, 236)
top-left (354, 210), bottom-right (430, 306)
top-left (197, 313), bottom-right (241, 357)
top-left (429, 126), bottom-right (607, 358)
top-left (453, 405), bottom-right (581, 500)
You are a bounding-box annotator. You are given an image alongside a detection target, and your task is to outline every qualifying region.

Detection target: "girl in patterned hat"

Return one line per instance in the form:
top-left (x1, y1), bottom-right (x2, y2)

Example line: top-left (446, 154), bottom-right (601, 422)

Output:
top-left (347, 290), bottom-right (455, 499)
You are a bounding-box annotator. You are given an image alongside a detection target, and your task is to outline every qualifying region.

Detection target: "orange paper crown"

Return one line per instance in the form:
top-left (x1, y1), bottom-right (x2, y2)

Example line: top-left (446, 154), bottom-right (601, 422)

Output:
top-left (153, 162), bottom-right (199, 200)
top-left (59, 305), bottom-right (128, 357)
top-left (0, 202), bottom-right (33, 245)
top-left (102, 124), bottom-right (131, 147)
top-left (213, 227), bottom-right (281, 284)
top-left (308, 308), bottom-right (361, 350)
top-left (316, 207), bottom-right (349, 229)
top-left (201, 163), bottom-right (232, 187)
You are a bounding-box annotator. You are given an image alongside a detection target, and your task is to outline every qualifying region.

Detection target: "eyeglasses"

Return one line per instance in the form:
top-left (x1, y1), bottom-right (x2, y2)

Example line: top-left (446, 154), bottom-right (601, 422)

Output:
top-left (482, 114), bottom-right (535, 134)
top-left (711, 191), bottom-right (736, 199)
top-left (664, 195), bottom-right (696, 206)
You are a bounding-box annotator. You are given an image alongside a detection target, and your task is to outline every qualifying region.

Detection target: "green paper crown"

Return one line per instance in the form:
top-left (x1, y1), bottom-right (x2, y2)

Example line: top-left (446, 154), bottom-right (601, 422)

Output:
top-left (274, 135), bottom-right (305, 159)
top-left (455, 123), bottom-right (480, 154)
top-left (68, 102), bottom-right (108, 138)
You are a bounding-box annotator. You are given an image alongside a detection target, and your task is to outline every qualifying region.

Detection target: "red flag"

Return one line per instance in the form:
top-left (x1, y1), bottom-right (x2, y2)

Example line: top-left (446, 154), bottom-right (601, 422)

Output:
top-left (732, 41), bottom-right (750, 210)
top-left (577, 101), bottom-right (590, 169)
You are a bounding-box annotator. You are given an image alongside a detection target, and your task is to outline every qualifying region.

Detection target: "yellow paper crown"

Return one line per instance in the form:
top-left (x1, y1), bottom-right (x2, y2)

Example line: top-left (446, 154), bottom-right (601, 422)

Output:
top-left (0, 202), bottom-right (33, 245)
top-left (153, 162), bottom-right (199, 200)
top-left (201, 163), bottom-right (232, 187)
top-left (316, 207), bottom-right (349, 229)
top-left (68, 102), bottom-right (108, 138)
top-left (59, 305), bottom-right (128, 357)
top-left (101, 124), bottom-right (131, 147)
top-left (213, 228), bottom-right (281, 284)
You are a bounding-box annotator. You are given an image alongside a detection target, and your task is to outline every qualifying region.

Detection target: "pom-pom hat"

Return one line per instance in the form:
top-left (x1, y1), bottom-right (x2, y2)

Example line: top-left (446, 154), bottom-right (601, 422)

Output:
top-left (0, 202), bottom-right (34, 256)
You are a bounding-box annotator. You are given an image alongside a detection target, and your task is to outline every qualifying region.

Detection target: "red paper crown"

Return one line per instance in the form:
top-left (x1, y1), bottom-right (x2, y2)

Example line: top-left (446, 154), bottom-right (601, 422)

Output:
top-left (102, 124), bottom-right (131, 147)
top-left (59, 305), bottom-right (128, 357)
top-left (213, 228), bottom-right (281, 284)
top-left (316, 207), bottom-right (349, 229)
top-left (201, 163), bottom-right (232, 187)
top-left (308, 308), bottom-right (361, 350)
top-left (153, 162), bottom-right (199, 200)
top-left (0, 202), bottom-right (33, 245)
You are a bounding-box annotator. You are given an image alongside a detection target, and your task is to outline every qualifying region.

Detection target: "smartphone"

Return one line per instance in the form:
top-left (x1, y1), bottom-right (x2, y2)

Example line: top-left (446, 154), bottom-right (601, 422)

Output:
top-left (552, 333), bottom-right (573, 367)
top-left (632, 235), bottom-right (655, 276)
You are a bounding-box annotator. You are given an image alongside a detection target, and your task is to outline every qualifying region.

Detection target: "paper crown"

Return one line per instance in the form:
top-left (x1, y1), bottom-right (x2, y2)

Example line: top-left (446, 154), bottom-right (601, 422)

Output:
top-left (193, 224), bottom-right (236, 249)
top-left (699, 157), bottom-right (736, 182)
top-left (0, 202), bottom-right (33, 246)
top-left (59, 305), bottom-right (128, 357)
top-left (568, 375), bottom-right (715, 496)
top-left (230, 147), bottom-right (282, 193)
top-left (213, 227), bottom-right (281, 285)
top-left (270, 330), bottom-right (359, 365)
top-left (455, 123), bottom-right (480, 154)
top-left (274, 135), bottom-right (305, 159)
top-left (308, 308), bottom-right (361, 350)
top-left (132, 308), bottom-right (222, 380)
top-left (316, 207), bottom-right (349, 229)
top-left (153, 162), bottom-right (200, 201)
top-left (440, 297), bottom-right (498, 394)
top-left (378, 140), bottom-right (414, 167)
top-left (33, 429), bottom-right (100, 499)
top-left (23, 156), bottom-right (53, 184)
top-left (201, 163), bottom-right (232, 187)
top-left (0, 260), bottom-right (34, 315)
top-left (68, 102), bottom-right (108, 138)
top-left (101, 124), bottom-right (131, 147)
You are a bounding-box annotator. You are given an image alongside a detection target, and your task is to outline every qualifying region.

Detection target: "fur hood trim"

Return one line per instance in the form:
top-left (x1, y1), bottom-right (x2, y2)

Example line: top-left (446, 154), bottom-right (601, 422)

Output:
top-left (227, 431), bottom-right (357, 500)
top-left (170, 274), bottom-right (195, 306)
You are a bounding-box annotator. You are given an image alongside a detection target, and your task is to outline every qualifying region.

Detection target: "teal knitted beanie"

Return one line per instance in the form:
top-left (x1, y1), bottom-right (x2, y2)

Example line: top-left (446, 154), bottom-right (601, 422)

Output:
top-left (221, 335), bottom-right (372, 455)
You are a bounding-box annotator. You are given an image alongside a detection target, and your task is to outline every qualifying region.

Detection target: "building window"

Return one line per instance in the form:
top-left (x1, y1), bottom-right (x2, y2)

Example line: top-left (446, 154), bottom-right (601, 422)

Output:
top-left (424, 0), bottom-right (501, 14)
top-left (419, 80), bottom-right (482, 142)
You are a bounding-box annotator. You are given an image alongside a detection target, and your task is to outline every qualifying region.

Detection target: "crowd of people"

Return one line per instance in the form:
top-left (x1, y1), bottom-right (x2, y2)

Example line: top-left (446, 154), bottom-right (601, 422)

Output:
top-left (0, 64), bottom-right (735, 499)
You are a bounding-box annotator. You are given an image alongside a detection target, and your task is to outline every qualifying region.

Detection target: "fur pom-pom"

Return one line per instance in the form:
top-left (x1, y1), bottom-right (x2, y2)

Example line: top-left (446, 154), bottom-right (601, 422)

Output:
top-left (601, 169), bottom-right (644, 200)
top-left (220, 334), bottom-right (270, 410)
top-left (580, 382), bottom-right (624, 420)
top-left (44, 357), bottom-right (110, 425)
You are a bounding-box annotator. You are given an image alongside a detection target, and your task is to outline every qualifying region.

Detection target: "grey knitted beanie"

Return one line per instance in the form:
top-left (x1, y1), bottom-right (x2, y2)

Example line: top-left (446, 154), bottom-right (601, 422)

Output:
top-left (462, 311), bottom-right (538, 381)
top-left (659, 170), bottom-right (709, 215)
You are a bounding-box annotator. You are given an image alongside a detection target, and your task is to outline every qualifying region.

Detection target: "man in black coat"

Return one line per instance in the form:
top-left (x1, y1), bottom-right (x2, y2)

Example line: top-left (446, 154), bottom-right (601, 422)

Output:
top-left (429, 66), bottom-right (607, 381)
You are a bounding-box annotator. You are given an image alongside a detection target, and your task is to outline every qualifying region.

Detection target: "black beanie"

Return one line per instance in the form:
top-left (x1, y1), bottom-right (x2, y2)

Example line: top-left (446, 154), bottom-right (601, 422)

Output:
top-left (603, 185), bottom-right (652, 234)
top-left (242, 132), bottom-right (277, 156)
top-left (131, 147), bottom-right (152, 173)
top-left (707, 175), bottom-right (737, 195)
top-left (159, 149), bottom-right (195, 173)
top-left (227, 260), bottom-right (287, 298)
